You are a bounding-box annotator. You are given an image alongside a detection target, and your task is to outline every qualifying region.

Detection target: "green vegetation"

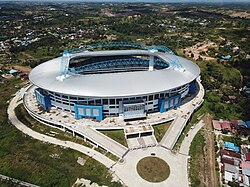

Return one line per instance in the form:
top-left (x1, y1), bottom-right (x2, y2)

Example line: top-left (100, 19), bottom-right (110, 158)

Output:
top-left (153, 121), bottom-right (172, 142)
top-left (228, 181), bottom-right (241, 187)
top-left (200, 60), bottom-right (248, 120)
top-left (136, 157), bottom-right (170, 183)
top-left (222, 134), bottom-right (250, 146)
top-left (221, 135), bottom-right (236, 143)
top-left (0, 79), bottom-right (121, 187)
top-left (105, 152), bottom-right (120, 162)
top-left (189, 131), bottom-right (206, 187)
top-left (1, 138), bottom-right (118, 187)
top-left (99, 129), bottom-right (128, 147)
top-left (218, 28), bottom-right (250, 54)
top-left (0, 180), bottom-right (14, 187)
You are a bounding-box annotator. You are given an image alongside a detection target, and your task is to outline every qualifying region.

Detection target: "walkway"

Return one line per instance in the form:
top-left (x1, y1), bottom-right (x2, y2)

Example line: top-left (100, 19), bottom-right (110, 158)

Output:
top-left (74, 126), bottom-right (127, 158)
top-left (179, 120), bottom-right (205, 155)
top-left (0, 173), bottom-right (40, 187)
top-left (8, 93), bottom-right (115, 168)
top-left (160, 78), bottom-right (205, 149)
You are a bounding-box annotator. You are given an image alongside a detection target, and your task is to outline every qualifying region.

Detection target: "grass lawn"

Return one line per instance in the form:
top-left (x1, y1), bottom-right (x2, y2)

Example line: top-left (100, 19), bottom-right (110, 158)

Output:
top-left (221, 135), bottom-right (235, 143)
top-left (189, 131), bottom-right (206, 187)
top-left (99, 129), bottom-right (128, 147)
top-left (136, 157), bottom-right (170, 183)
top-left (0, 78), bottom-right (121, 187)
top-left (0, 180), bottom-right (13, 187)
top-left (153, 121), bottom-right (172, 142)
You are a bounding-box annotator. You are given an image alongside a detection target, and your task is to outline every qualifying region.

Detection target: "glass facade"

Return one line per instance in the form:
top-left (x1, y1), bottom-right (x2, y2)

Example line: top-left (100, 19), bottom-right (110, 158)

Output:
top-left (39, 82), bottom-right (191, 118)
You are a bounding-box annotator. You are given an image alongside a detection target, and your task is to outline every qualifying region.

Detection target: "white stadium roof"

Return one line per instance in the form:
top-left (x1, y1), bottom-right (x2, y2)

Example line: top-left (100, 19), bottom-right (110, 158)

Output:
top-left (29, 50), bottom-right (200, 98)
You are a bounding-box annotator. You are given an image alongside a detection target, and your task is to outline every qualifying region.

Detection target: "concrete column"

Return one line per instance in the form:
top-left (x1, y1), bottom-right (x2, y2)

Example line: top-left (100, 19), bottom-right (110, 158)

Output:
top-left (149, 56), bottom-right (154, 71)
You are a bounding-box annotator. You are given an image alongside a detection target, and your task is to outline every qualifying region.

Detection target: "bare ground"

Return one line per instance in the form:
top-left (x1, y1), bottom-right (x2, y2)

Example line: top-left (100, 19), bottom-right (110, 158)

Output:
top-left (230, 12), bottom-right (250, 19)
top-left (200, 114), bottom-right (218, 187)
top-left (5, 64), bottom-right (31, 73)
top-left (20, 52), bottom-right (35, 60)
top-left (183, 40), bottom-right (217, 61)
top-left (13, 65), bottom-right (32, 73)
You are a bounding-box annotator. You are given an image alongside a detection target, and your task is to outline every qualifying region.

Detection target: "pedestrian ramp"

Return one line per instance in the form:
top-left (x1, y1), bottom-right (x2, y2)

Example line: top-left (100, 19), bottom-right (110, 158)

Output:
top-left (74, 126), bottom-right (128, 158)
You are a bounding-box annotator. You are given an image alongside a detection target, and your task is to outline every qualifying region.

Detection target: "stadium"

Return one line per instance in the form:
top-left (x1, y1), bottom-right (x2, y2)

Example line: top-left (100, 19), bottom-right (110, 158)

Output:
top-left (29, 42), bottom-right (200, 121)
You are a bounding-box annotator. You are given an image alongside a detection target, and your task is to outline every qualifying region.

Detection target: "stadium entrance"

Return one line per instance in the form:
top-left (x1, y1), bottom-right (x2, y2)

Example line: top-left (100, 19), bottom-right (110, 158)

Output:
top-left (119, 99), bottom-right (146, 120)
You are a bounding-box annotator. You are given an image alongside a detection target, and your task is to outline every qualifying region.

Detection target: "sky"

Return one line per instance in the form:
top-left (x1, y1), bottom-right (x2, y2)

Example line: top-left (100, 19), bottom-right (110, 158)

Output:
top-left (0, 0), bottom-right (249, 2)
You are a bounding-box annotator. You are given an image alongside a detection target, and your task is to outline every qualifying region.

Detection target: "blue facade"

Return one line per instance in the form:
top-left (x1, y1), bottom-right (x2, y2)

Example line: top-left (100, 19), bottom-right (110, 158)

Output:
top-left (246, 121), bottom-right (250, 128)
top-left (189, 80), bottom-right (196, 94)
top-left (35, 89), bottom-right (51, 110)
top-left (74, 104), bottom-right (103, 121)
top-left (158, 95), bottom-right (181, 113)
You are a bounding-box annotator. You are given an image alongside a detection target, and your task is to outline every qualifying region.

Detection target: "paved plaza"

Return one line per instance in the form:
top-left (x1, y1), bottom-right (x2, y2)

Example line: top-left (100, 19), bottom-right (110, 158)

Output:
top-left (112, 147), bottom-right (189, 187)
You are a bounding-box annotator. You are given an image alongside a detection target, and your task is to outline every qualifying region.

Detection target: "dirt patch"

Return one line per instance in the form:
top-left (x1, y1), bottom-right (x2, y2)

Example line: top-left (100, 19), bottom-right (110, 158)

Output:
top-left (13, 65), bottom-right (32, 73)
top-left (5, 64), bottom-right (31, 73)
top-left (183, 40), bottom-right (217, 61)
top-left (20, 52), bottom-right (35, 60)
top-left (230, 12), bottom-right (250, 19)
top-left (200, 114), bottom-right (218, 187)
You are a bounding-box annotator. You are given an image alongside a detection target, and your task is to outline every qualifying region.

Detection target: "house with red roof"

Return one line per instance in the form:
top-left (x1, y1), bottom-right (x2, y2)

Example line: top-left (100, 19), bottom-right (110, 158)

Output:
top-left (220, 149), bottom-right (241, 159)
top-left (245, 153), bottom-right (250, 162)
top-left (212, 120), bottom-right (222, 131)
top-left (212, 120), bottom-right (232, 132)
top-left (221, 121), bottom-right (232, 131)
top-left (231, 120), bottom-right (238, 126)
top-left (228, 95), bottom-right (237, 100)
top-left (221, 155), bottom-right (240, 166)
top-left (240, 161), bottom-right (250, 170)
top-left (230, 120), bottom-right (239, 131)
